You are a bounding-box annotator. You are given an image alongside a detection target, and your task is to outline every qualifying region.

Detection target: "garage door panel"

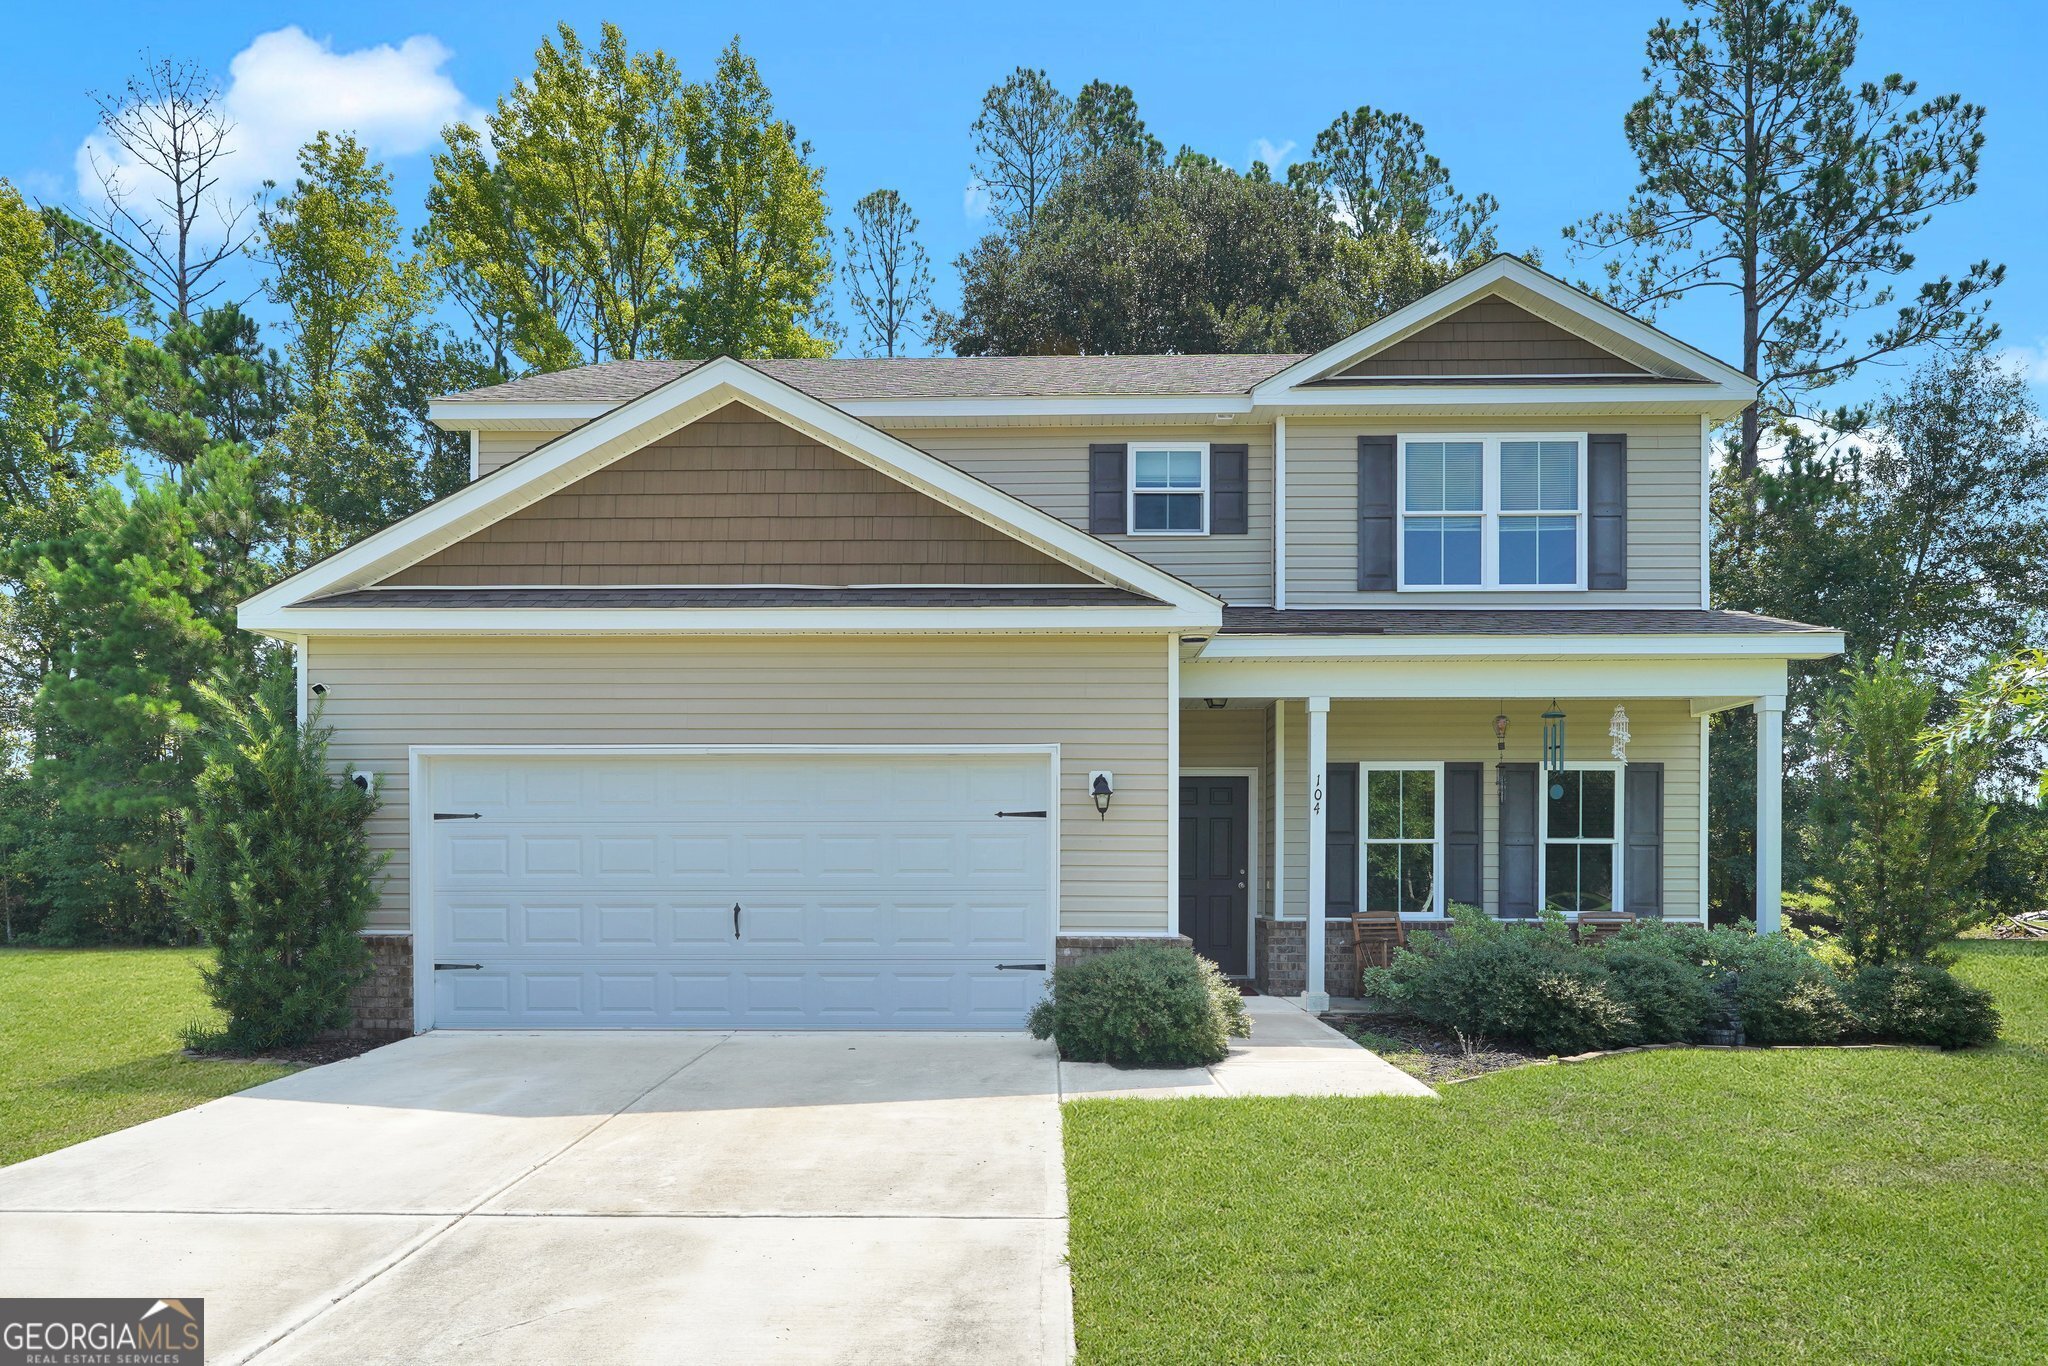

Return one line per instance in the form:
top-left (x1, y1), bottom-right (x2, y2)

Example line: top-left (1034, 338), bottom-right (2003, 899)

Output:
top-left (430, 753), bottom-right (1052, 1030)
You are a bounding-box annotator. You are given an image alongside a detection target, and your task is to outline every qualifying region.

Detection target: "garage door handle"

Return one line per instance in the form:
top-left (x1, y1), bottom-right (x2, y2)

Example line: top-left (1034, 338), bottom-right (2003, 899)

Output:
top-left (435, 962), bottom-right (482, 971)
top-left (733, 903), bottom-right (742, 940)
top-left (996, 962), bottom-right (1047, 971)
top-left (995, 810), bottom-right (1047, 818)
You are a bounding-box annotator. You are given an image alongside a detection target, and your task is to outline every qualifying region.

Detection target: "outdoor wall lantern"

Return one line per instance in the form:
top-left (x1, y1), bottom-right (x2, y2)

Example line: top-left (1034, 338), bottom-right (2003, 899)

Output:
top-left (1542, 701), bottom-right (1568, 799)
top-left (1089, 771), bottom-right (1115, 818)
top-left (1609, 705), bottom-right (1632, 762)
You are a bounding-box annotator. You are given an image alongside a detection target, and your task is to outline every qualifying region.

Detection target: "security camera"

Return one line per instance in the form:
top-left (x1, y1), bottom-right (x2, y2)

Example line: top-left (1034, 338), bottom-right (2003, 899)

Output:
top-left (348, 771), bottom-right (376, 796)
top-left (310, 683), bottom-right (328, 696)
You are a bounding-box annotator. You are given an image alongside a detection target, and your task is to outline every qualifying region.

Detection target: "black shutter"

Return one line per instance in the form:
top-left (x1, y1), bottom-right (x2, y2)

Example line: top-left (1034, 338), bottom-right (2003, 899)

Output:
top-left (1444, 762), bottom-right (1484, 911)
top-left (1357, 435), bottom-right (1397, 590)
top-left (1624, 762), bottom-right (1665, 918)
top-left (1089, 443), bottom-right (1128, 534)
top-left (1326, 762), bottom-right (1359, 920)
top-left (1498, 763), bottom-right (1539, 919)
top-left (1588, 433), bottom-right (1628, 589)
top-left (1211, 444), bottom-right (1249, 535)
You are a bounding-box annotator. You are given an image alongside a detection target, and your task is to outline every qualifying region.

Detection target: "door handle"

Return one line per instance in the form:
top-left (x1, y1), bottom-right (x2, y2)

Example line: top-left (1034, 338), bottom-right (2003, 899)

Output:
top-left (733, 903), bottom-right (742, 939)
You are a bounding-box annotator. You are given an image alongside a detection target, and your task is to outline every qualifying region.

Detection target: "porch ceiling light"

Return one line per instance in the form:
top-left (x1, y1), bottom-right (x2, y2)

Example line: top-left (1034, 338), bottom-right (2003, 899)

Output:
top-left (1609, 705), bottom-right (1632, 762)
top-left (1205, 698), bottom-right (1227, 709)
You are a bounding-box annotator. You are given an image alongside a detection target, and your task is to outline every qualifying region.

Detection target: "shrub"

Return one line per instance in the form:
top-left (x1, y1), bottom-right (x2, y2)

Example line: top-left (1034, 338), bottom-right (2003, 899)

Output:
top-left (1599, 946), bottom-right (1719, 1043)
top-left (1027, 942), bottom-right (1249, 1066)
top-left (1397, 930), bottom-right (1635, 1055)
top-left (1844, 963), bottom-right (2000, 1049)
top-left (180, 659), bottom-right (384, 1053)
top-left (1733, 959), bottom-right (1853, 1045)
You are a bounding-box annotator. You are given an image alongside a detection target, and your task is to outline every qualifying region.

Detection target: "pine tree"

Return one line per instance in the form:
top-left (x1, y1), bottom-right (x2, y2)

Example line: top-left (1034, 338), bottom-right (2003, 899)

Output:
top-left (183, 657), bottom-right (383, 1051)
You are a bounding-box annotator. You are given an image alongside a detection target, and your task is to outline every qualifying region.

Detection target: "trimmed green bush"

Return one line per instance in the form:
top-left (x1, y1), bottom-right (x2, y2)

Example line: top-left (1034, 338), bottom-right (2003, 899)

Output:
top-left (1599, 946), bottom-right (1719, 1043)
top-left (1028, 942), bottom-right (1250, 1066)
top-left (1734, 959), bottom-right (1854, 1045)
top-left (1844, 962), bottom-right (2000, 1049)
top-left (1398, 931), bottom-right (1636, 1055)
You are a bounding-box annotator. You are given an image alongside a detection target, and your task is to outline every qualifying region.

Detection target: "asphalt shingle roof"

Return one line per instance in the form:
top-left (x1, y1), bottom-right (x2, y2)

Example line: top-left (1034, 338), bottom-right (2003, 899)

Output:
top-left (304, 585), bottom-right (1164, 609)
top-left (1218, 607), bottom-right (1837, 636)
top-left (441, 354), bottom-right (1306, 405)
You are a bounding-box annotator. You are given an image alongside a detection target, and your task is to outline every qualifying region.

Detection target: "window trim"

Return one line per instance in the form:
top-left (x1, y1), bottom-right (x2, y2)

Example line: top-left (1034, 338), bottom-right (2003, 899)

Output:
top-left (1356, 760), bottom-right (1446, 921)
top-left (1395, 432), bottom-right (1589, 591)
top-left (1538, 760), bottom-right (1624, 918)
top-left (1126, 441), bottom-right (1211, 537)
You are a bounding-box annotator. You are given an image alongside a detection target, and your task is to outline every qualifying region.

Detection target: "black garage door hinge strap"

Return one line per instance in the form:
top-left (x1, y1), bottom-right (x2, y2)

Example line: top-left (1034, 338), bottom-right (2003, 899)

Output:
top-left (995, 810), bottom-right (1047, 818)
top-left (433, 812), bottom-right (482, 821)
top-left (434, 962), bottom-right (482, 971)
top-left (995, 962), bottom-right (1047, 971)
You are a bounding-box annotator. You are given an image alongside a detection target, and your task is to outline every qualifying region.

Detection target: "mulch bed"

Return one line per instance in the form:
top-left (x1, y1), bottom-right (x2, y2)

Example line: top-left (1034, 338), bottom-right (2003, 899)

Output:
top-left (183, 1036), bottom-right (395, 1067)
top-left (1321, 1013), bottom-right (1543, 1084)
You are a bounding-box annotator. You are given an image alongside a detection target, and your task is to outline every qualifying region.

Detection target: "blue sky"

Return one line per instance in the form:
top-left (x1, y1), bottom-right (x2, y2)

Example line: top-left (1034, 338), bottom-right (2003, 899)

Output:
top-left (5, 0), bottom-right (2043, 403)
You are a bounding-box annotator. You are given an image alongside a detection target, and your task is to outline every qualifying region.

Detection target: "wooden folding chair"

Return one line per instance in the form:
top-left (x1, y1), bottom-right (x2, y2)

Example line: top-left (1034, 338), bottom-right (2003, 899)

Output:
top-left (1349, 911), bottom-right (1408, 990)
top-left (1575, 911), bottom-right (1638, 946)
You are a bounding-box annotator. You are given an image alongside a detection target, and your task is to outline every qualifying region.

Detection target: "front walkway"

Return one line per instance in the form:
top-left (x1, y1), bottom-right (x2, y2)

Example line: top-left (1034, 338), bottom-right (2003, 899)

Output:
top-left (0, 1031), bottom-right (1071, 1365)
top-left (1058, 995), bottom-right (1437, 1100)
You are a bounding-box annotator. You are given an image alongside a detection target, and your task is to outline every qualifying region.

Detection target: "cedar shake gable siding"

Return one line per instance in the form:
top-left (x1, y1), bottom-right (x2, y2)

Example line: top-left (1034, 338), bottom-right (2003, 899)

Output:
top-left (386, 403), bottom-right (1092, 588)
top-left (1334, 297), bottom-right (1648, 378)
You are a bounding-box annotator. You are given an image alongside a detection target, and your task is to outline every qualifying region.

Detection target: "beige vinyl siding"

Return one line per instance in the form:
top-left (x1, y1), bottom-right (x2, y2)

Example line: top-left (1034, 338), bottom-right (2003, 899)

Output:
top-left (309, 634), bottom-right (1171, 937)
top-left (1180, 704), bottom-right (1272, 915)
top-left (891, 426), bottom-right (1275, 604)
top-left (393, 405), bottom-right (1088, 587)
top-left (1274, 697), bottom-right (1702, 921)
top-left (475, 430), bottom-right (557, 477)
top-left (1284, 415), bottom-right (1703, 607)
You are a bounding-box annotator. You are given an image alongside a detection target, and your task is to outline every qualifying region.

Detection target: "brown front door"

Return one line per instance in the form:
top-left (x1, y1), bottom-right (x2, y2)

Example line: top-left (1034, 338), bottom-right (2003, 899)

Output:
top-left (1180, 776), bottom-right (1250, 976)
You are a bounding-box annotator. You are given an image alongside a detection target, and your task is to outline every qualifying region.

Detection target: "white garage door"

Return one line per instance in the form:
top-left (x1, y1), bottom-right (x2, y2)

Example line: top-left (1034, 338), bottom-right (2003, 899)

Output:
top-left (425, 752), bottom-right (1053, 1029)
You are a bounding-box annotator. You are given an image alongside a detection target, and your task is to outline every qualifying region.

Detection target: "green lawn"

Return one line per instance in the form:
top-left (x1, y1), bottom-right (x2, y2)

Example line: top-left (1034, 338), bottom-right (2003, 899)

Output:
top-left (0, 947), bottom-right (295, 1166)
top-left (1063, 941), bottom-right (2048, 1364)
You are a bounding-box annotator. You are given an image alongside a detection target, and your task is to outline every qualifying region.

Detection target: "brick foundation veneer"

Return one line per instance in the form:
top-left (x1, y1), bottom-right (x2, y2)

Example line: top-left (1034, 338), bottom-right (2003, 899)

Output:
top-left (1255, 919), bottom-right (1455, 997)
top-left (336, 933), bottom-right (414, 1040)
top-left (1055, 934), bottom-right (1193, 970)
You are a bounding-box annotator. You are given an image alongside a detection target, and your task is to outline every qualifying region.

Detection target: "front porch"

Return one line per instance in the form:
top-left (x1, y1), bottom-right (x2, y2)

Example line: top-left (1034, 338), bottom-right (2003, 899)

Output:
top-left (1176, 688), bottom-right (1787, 1007)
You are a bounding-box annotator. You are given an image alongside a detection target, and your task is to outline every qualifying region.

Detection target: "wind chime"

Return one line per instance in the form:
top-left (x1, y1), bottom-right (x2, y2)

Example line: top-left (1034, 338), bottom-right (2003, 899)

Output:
top-left (1542, 700), bottom-right (1567, 800)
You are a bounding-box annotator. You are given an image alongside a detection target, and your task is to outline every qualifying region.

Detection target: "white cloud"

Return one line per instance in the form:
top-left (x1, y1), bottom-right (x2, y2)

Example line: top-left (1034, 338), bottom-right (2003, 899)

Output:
top-left (1995, 340), bottom-right (2048, 387)
top-left (74, 26), bottom-right (481, 216)
top-left (962, 177), bottom-right (992, 221)
top-left (1249, 137), bottom-right (1296, 172)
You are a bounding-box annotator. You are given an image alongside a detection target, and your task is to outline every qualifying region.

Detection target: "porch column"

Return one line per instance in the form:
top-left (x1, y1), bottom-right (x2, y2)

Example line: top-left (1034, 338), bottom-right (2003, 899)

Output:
top-left (1303, 696), bottom-right (1330, 1010)
top-left (1755, 694), bottom-right (1784, 934)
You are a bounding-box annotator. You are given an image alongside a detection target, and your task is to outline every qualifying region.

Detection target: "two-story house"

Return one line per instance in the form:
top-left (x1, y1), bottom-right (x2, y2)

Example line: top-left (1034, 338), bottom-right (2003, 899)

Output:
top-left (238, 256), bottom-right (1842, 1032)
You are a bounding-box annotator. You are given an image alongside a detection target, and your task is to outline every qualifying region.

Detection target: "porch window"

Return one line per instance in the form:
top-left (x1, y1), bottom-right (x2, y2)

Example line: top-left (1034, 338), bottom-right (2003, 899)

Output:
top-left (1129, 444), bottom-right (1208, 534)
top-left (1543, 766), bottom-right (1619, 915)
top-left (1361, 764), bottom-right (1441, 919)
top-left (1399, 434), bottom-right (1585, 589)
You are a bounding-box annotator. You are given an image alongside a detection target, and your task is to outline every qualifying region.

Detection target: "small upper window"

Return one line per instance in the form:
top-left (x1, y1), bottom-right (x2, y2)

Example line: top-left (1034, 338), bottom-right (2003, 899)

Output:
top-left (1129, 444), bottom-right (1208, 535)
top-left (1399, 434), bottom-right (1584, 589)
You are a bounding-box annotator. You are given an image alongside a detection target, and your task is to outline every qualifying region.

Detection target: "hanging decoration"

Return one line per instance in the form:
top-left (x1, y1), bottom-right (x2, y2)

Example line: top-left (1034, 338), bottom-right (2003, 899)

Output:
top-left (1541, 701), bottom-right (1567, 795)
top-left (1493, 709), bottom-right (1510, 802)
top-left (1609, 705), bottom-right (1632, 762)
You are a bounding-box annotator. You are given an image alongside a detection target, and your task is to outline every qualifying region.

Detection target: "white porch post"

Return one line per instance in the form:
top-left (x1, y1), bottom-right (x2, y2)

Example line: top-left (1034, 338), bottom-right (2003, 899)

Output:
top-left (1755, 694), bottom-right (1785, 934)
top-left (1303, 696), bottom-right (1330, 1009)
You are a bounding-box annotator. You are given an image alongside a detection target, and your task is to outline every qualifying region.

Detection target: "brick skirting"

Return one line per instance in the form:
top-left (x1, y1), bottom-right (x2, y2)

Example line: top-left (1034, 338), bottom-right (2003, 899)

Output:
top-left (1055, 934), bottom-right (1194, 970)
top-left (335, 933), bottom-right (414, 1040)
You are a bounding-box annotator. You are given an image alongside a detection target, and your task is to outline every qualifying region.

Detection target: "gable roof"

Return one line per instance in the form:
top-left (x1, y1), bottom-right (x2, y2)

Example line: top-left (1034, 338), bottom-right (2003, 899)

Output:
top-left (1252, 256), bottom-right (1755, 406)
top-left (240, 357), bottom-right (1222, 637)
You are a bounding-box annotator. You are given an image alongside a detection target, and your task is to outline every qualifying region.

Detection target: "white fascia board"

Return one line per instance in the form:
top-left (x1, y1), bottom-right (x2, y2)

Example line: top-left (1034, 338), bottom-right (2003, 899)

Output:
top-left (427, 400), bottom-right (613, 431)
top-left (241, 603), bottom-right (1218, 637)
top-left (1195, 631), bottom-right (1844, 662)
top-left (1250, 257), bottom-right (1757, 400)
top-left (1182, 653), bottom-right (1793, 702)
top-left (243, 357), bottom-right (1219, 625)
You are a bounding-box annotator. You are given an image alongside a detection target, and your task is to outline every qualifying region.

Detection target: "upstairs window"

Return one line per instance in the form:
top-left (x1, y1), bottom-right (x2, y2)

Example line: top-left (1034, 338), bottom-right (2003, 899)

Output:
top-left (1129, 444), bottom-right (1208, 534)
top-left (1399, 435), bottom-right (1585, 589)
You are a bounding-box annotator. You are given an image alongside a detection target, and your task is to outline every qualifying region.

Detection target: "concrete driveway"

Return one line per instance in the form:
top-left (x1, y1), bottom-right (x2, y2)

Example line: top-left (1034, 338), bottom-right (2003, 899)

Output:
top-left (0, 1032), bottom-right (1070, 1365)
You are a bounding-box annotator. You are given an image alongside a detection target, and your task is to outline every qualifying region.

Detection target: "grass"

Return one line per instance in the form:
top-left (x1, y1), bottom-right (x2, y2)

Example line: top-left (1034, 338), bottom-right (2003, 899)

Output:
top-left (0, 947), bottom-right (295, 1166)
top-left (1063, 940), bottom-right (2048, 1364)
